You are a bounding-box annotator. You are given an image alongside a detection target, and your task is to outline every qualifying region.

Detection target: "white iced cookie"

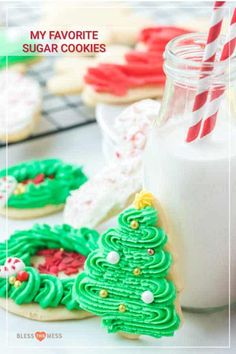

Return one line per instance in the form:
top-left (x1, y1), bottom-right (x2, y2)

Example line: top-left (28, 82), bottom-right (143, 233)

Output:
top-left (47, 45), bottom-right (129, 96)
top-left (64, 158), bottom-right (142, 229)
top-left (0, 71), bottom-right (41, 143)
top-left (114, 99), bottom-right (160, 159)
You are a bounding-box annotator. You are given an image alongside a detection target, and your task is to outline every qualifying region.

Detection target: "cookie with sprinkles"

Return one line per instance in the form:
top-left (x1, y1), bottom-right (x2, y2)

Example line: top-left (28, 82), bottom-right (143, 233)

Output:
top-left (0, 158), bottom-right (87, 219)
top-left (0, 224), bottom-right (99, 321)
top-left (76, 190), bottom-right (183, 339)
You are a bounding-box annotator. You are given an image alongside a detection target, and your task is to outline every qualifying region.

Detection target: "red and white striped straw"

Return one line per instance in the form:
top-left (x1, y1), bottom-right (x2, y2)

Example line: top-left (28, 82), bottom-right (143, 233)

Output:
top-left (186, 1), bottom-right (226, 143)
top-left (200, 7), bottom-right (236, 139)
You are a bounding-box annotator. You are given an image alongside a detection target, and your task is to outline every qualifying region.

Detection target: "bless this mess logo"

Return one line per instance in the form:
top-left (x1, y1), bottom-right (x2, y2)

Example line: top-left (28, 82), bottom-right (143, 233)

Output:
top-left (16, 331), bottom-right (62, 342)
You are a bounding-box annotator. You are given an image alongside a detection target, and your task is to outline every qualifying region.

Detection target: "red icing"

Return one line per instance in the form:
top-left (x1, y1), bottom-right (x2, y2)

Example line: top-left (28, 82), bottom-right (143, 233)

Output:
top-left (16, 270), bottom-right (29, 282)
top-left (84, 26), bottom-right (191, 96)
top-left (139, 26), bottom-right (191, 52)
top-left (33, 248), bottom-right (86, 276)
top-left (33, 173), bottom-right (45, 185)
top-left (85, 57), bottom-right (165, 96)
top-left (22, 174), bottom-right (54, 186)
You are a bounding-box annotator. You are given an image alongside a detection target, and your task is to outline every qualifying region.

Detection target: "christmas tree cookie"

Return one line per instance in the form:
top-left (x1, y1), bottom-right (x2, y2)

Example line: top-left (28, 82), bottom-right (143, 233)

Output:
top-left (0, 159), bottom-right (87, 219)
top-left (0, 224), bottom-right (99, 321)
top-left (76, 190), bottom-right (183, 339)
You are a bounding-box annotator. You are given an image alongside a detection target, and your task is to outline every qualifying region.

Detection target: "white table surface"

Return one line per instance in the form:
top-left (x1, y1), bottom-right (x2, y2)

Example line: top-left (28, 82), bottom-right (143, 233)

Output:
top-left (0, 124), bottom-right (235, 353)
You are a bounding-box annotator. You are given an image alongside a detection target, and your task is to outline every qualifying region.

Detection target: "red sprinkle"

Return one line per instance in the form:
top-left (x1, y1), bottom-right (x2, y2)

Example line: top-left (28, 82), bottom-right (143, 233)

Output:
top-left (21, 173), bottom-right (54, 186)
top-left (34, 248), bottom-right (86, 276)
top-left (64, 267), bottom-right (79, 275)
top-left (37, 249), bottom-right (55, 256)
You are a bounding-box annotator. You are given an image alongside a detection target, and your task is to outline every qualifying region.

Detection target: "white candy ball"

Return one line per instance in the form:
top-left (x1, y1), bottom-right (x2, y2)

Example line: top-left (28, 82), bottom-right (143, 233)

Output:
top-left (106, 251), bottom-right (120, 264)
top-left (141, 290), bottom-right (154, 304)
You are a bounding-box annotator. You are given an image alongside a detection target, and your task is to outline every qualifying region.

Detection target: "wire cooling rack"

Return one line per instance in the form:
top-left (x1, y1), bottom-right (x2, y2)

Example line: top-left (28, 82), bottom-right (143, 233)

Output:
top-left (0, 2), bottom-right (97, 148)
top-left (0, 56), bottom-right (96, 148)
top-left (0, 1), bottom-right (210, 148)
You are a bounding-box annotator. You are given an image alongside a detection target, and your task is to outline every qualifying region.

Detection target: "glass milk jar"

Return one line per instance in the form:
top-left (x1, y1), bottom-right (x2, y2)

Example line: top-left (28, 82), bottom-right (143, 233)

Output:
top-left (144, 33), bottom-right (236, 310)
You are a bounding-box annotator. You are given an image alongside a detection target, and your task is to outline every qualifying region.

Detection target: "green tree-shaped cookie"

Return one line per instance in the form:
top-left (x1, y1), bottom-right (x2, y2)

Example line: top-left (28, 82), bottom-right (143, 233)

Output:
top-left (75, 191), bottom-right (181, 338)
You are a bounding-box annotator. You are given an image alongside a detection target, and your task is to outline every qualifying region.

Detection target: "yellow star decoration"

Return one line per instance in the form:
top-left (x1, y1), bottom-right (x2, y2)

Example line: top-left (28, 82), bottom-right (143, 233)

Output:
top-left (134, 190), bottom-right (155, 210)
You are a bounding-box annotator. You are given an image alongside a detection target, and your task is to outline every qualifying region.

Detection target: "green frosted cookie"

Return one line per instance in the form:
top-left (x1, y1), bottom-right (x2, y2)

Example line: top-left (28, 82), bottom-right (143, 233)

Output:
top-left (0, 224), bottom-right (99, 321)
top-left (0, 158), bottom-right (87, 219)
top-left (75, 190), bottom-right (182, 339)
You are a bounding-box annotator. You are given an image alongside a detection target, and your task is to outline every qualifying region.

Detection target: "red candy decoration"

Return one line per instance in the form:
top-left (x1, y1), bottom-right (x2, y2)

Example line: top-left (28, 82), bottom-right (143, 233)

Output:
top-left (34, 248), bottom-right (86, 277)
top-left (16, 271), bottom-right (29, 282)
top-left (33, 173), bottom-right (45, 185)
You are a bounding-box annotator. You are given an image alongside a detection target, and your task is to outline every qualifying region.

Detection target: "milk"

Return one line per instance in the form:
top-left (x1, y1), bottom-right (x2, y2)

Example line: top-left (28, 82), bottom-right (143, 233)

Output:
top-left (144, 115), bottom-right (236, 309)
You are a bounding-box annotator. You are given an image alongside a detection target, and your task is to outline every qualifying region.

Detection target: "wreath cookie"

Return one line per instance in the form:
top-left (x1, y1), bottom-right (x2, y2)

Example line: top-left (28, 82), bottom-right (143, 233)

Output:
top-left (76, 191), bottom-right (183, 339)
top-left (0, 224), bottom-right (99, 321)
top-left (0, 159), bottom-right (87, 219)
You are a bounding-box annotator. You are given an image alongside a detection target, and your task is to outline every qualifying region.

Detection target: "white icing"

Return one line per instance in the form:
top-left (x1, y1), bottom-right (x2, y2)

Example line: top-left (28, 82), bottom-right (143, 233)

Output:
top-left (64, 158), bottom-right (142, 229)
top-left (64, 100), bottom-right (160, 229)
top-left (0, 257), bottom-right (25, 278)
top-left (0, 71), bottom-right (41, 134)
top-left (114, 99), bottom-right (160, 159)
top-left (0, 176), bottom-right (17, 207)
top-left (141, 290), bottom-right (154, 304)
top-left (106, 251), bottom-right (120, 264)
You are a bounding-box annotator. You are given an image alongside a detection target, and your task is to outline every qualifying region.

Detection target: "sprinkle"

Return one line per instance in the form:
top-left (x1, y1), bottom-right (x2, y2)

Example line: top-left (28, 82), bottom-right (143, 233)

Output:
top-left (130, 220), bottom-right (139, 229)
top-left (14, 280), bottom-right (22, 288)
top-left (118, 304), bottom-right (126, 312)
top-left (133, 268), bottom-right (141, 276)
top-left (147, 249), bottom-right (155, 255)
top-left (99, 289), bottom-right (108, 298)
top-left (9, 276), bottom-right (16, 285)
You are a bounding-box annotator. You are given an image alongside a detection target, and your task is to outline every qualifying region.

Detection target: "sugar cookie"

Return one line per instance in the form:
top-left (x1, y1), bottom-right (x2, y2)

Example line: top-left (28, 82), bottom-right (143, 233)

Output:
top-left (82, 50), bottom-right (165, 106)
top-left (0, 71), bottom-right (41, 143)
top-left (76, 190), bottom-right (183, 339)
top-left (0, 159), bottom-right (87, 219)
top-left (64, 158), bottom-right (142, 229)
top-left (0, 224), bottom-right (99, 321)
top-left (81, 26), bottom-right (194, 106)
top-left (47, 45), bottom-right (129, 95)
top-left (136, 26), bottom-right (191, 52)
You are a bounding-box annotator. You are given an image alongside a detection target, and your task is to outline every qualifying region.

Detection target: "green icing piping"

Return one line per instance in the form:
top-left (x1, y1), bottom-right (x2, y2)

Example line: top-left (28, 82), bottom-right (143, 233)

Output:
top-left (0, 224), bottom-right (99, 310)
top-left (76, 206), bottom-right (180, 338)
top-left (0, 159), bottom-right (87, 209)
